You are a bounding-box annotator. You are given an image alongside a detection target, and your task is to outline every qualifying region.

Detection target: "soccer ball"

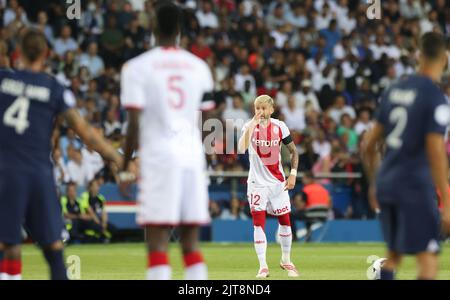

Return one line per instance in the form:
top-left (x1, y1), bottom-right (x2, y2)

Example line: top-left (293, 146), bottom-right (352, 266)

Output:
top-left (367, 257), bottom-right (387, 280)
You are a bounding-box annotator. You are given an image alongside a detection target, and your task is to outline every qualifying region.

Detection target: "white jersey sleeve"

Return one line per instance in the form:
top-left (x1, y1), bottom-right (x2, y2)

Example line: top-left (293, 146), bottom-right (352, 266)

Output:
top-left (279, 120), bottom-right (291, 140)
top-left (120, 62), bottom-right (147, 110)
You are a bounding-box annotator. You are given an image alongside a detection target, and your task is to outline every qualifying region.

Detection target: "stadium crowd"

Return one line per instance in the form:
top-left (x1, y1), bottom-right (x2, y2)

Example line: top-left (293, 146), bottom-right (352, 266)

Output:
top-left (0, 0), bottom-right (449, 223)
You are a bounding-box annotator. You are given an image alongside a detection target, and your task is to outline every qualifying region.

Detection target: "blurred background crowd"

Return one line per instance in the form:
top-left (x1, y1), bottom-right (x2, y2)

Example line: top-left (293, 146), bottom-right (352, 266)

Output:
top-left (0, 0), bottom-right (449, 225)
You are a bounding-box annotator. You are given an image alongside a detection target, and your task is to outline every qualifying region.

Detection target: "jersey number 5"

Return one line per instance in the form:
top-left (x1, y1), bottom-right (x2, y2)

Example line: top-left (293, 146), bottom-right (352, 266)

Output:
top-left (168, 76), bottom-right (185, 109)
top-left (3, 96), bottom-right (30, 134)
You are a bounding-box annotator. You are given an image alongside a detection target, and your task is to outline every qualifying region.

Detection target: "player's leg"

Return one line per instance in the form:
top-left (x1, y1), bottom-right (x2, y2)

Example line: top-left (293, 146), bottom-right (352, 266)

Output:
top-left (273, 188), bottom-right (298, 277)
top-left (416, 252), bottom-right (439, 280)
top-left (1, 244), bottom-right (22, 280)
top-left (179, 225), bottom-right (207, 280)
top-left (145, 226), bottom-right (171, 280)
top-left (26, 173), bottom-right (67, 280)
top-left (378, 201), bottom-right (401, 280)
top-left (248, 185), bottom-right (269, 277)
top-left (0, 243), bottom-right (4, 279)
top-left (137, 166), bottom-right (181, 280)
top-left (252, 210), bottom-right (269, 277)
top-left (0, 170), bottom-right (28, 280)
top-left (381, 251), bottom-right (402, 280)
top-left (277, 213), bottom-right (293, 264)
top-left (179, 167), bottom-right (210, 280)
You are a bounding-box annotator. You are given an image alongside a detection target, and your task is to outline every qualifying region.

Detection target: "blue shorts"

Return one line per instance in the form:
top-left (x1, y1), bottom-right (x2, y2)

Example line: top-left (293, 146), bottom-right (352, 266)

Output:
top-left (377, 186), bottom-right (441, 254)
top-left (0, 168), bottom-right (64, 246)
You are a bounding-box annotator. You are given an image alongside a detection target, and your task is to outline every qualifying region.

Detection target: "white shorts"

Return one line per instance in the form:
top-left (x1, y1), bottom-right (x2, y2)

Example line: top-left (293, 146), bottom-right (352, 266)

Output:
top-left (247, 182), bottom-right (291, 216)
top-left (136, 165), bottom-right (210, 226)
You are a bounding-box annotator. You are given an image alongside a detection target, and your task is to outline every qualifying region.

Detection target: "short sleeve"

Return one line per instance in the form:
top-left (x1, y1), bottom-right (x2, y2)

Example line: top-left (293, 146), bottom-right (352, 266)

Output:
top-left (121, 62), bottom-right (146, 110)
top-left (426, 86), bottom-right (450, 135)
top-left (279, 121), bottom-right (290, 139)
top-left (54, 81), bottom-right (75, 114)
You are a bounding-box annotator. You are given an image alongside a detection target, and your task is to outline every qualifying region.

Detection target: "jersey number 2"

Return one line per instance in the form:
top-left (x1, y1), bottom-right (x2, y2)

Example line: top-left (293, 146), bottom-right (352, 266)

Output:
top-left (3, 96), bottom-right (30, 134)
top-left (386, 107), bottom-right (408, 149)
top-left (168, 76), bottom-right (185, 109)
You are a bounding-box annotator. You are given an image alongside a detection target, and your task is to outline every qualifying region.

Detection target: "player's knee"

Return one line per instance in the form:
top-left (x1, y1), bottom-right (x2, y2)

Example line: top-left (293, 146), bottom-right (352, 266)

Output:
top-left (277, 213), bottom-right (291, 226)
top-left (42, 241), bottom-right (64, 252)
top-left (252, 211), bottom-right (266, 229)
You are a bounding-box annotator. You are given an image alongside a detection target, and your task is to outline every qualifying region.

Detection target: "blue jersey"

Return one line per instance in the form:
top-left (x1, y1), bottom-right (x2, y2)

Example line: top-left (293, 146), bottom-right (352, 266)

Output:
top-left (375, 74), bottom-right (449, 197)
top-left (0, 69), bottom-right (75, 172)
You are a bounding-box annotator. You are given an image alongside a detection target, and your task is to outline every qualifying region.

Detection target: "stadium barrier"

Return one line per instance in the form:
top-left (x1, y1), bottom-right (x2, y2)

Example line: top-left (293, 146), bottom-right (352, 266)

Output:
top-left (95, 171), bottom-right (383, 242)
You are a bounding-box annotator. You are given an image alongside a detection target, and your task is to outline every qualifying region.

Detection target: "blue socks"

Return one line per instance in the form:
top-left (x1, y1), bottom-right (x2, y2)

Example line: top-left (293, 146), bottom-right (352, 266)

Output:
top-left (43, 249), bottom-right (68, 280)
top-left (380, 268), bottom-right (395, 280)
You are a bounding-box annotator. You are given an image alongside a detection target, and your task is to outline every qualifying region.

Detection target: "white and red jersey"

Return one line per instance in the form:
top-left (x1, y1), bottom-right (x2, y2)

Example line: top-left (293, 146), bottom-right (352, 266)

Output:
top-left (242, 118), bottom-right (291, 186)
top-left (120, 46), bottom-right (214, 169)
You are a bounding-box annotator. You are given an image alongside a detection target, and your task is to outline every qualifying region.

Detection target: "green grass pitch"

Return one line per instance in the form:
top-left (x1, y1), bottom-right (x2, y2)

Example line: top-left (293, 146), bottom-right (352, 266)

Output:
top-left (22, 242), bottom-right (450, 280)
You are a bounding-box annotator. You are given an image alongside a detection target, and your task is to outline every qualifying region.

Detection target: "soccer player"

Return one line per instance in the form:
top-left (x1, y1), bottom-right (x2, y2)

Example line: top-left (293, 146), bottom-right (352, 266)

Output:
top-left (120, 2), bottom-right (215, 280)
top-left (238, 95), bottom-right (299, 278)
top-left (363, 32), bottom-right (450, 280)
top-left (0, 29), bottom-right (122, 280)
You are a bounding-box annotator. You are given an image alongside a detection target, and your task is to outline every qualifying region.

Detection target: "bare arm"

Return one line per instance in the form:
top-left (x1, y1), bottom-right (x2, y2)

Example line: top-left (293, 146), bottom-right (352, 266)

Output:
top-left (361, 122), bottom-right (384, 212)
top-left (64, 108), bottom-right (122, 166)
top-left (426, 133), bottom-right (450, 233)
top-left (284, 141), bottom-right (298, 190)
top-left (122, 109), bottom-right (140, 172)
top-left (286, 141), bottom-right (299, 171)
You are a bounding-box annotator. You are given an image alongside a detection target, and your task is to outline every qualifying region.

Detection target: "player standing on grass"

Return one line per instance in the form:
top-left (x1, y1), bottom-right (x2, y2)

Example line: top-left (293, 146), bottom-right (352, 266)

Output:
top-left (0, 29), bottom-right (122, 280)
top-left (238, 95), bottom-right (299, 278)
top-left (120, 2), bottom-right (215, 280)
top-left (363, 32), bottom-right (450, 280)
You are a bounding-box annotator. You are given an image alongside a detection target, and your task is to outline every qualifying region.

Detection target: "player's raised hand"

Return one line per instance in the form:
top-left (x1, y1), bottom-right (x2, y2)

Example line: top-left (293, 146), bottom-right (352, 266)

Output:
top-left (251, 111), bottom-right (263, 126)
top-left (284, 174), bottom-right (296, 191)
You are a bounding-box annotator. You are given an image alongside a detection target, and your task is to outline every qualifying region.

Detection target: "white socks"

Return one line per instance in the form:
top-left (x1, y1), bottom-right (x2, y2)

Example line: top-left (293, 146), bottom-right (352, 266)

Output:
top-left (184, 263), bottom-right (208, 280)
top-left (146, 265), bottom-right (171, 280)
top-left (279, 225), bottom-right (292, 264)
top-left (254, 226), bottom-right (268, 269)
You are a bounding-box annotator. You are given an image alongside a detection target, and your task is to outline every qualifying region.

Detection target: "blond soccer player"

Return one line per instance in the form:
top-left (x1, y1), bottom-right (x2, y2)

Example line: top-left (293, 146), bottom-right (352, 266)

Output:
top-left (238, 95), bottom-right (300, 278)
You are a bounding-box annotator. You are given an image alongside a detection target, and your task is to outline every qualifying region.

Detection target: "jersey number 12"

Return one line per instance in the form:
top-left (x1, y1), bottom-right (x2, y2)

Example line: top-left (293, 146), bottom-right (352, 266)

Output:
top-left (3, 96), bottom-right (30, 134)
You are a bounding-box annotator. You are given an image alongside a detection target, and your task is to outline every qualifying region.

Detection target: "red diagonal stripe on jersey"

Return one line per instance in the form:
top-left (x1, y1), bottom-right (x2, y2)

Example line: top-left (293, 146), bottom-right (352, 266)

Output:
top-left (253, 123), bottom-right (284, 182)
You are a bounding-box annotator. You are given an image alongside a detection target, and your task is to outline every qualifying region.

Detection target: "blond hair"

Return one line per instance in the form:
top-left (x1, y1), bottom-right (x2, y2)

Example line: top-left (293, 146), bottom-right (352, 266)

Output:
top-left (254, 95), bottom-right (275, 107)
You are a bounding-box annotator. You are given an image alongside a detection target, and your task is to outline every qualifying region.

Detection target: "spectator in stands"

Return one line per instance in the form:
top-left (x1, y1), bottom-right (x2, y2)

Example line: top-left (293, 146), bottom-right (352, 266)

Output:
top-left (354, 108), bottom-right (373, 136)
top-left (294, 79), bottom-right (322, 113)
top-left (79, 179), bottom-right (116, 242)
top-left (299, 132), bottom-right (319, 171)
top-left (281, 95), bottom-right (306, 134)
top-left (337, 113), bottom-right (358, 153)
top-left (61, 182), bottom-right (103, 243)
top-left (196, 0), bottom-right (219, 29)
top-left (53, 148), bottom-right (69, 186)
top-left (59, 128), bottom-right (82, 163)
top-left (67, 148), bottom-right (94, 187)
top-left (327, 95), bottom-right (356, 125)
top-left (312, 129), bottom-right (331, 159)
top-left (292, 171), bottom-right (331, 242)
top-left (209, 201), bottom-right (222, 219)
top-left (34, 11), bottom-right (54, 45)
top-left (221, 197), bottom-right (249, 220)
top-left (53, 25), bottom-right (78, 59)
top-left (79, 42), bottom-right (105, 79)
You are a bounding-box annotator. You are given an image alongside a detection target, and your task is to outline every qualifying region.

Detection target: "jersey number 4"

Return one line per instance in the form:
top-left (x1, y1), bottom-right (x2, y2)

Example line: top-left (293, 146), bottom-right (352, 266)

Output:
top-left (3, 96), bottom-right (30, 134)
top-left (386, 107), bottom-right (407, 149)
